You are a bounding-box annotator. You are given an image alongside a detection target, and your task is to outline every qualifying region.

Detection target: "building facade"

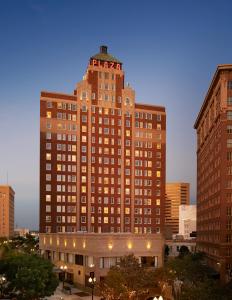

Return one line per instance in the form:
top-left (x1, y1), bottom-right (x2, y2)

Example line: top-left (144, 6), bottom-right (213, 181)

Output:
top-left (194, 64), bottom-right (232, 282)
top-left (40, 46), bottom-right (166, 235)
top-left (178, 204), bottom-right (196, 239)
top-left (0, 185), bottom-right (15, 238)
top-left (166, 239), bottom-right (196, 257)
top-left (40, 232), bottom-right (164, 284)
top-left (165, 183), bottom-right (190, 235)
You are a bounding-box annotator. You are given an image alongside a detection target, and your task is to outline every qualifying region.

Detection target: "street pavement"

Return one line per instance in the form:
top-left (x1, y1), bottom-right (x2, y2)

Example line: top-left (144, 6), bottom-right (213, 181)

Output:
top-left (46, 283), bottom-right (101, 300)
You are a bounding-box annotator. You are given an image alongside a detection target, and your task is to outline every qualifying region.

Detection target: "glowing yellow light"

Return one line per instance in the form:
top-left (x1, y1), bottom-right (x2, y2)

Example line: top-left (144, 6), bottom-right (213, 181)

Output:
top-left (64, 240), bottom-right (67, 247)
top-left (57, 238), bottom-right (59, 246)
top-left (73, 241), bottom-right (76, 248)
top-left (43, 237), bottom-right (46, 245)
top-left (147, 242), bottom-right (151, 250)
top-left (108, 243), bottom-right (113, 250)
top-left (50, 238), bottom-right (52, 245)
top-left (128, 242), bottom-right (132, 249)
top-left (83, 241), bottom-right (86, 249)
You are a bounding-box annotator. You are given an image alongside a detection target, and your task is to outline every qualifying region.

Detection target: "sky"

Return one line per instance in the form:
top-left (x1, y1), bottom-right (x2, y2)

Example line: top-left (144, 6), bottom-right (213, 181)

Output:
top-left (1, 0), bottom-right (232, 229)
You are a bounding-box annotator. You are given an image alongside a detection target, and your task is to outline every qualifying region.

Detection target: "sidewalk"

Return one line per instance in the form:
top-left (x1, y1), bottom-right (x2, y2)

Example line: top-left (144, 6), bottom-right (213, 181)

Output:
top-left (46, 283), bottom-right (101, 300)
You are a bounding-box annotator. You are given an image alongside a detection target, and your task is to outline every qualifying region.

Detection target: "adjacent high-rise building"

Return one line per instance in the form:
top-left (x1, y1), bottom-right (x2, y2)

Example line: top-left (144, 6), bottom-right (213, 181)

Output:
top-left (165, 183), bottom-right (190, 235)
top-left (194, 64), bottom-right (232, 281)
top-left (0, 185), bottom-right (15, 238)
top-left (39, 46), bottom-right (166, 284)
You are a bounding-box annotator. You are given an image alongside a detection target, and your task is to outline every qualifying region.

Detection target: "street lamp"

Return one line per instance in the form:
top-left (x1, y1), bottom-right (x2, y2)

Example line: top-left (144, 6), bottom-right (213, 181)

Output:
top-left (0, 275), bottom-right (6, 298)
top-left (153, 297), bottom-right (163, 300)
top-left (88, 272), bottom-right (96, 300)
top-left (60, 265), bottom-right (67, 288)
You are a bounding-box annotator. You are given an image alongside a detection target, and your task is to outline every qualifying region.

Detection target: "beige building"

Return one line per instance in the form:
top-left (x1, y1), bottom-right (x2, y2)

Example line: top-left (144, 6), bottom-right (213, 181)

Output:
top-left (14, 227), bottom-right (30, 237)
top-left (178, 204), bottom-right (196, 239)
top-left (40, 232), bottom-right (164, 285)
top-left (165, 183), bottom-right (190, 235)
top-left (166, 239), bottom-right (196, 257)
top-left (0, 185), bottom-right (15, 238)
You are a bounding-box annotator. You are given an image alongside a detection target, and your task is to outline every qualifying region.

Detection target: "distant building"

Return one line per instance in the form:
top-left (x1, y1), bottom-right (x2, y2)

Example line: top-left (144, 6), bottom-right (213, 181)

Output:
top-left (14, 227), bottom-right (30, 237)
top-left (178, 204), bottom-right (196, 239)
top-left (0, 185), bottom-right (15, 238)
top-left (165, 183), bottom-right (190, 235)
top-left (194, 64), bottom-right (232, 282)
top-left (166, 239), bottom-right (196, 257)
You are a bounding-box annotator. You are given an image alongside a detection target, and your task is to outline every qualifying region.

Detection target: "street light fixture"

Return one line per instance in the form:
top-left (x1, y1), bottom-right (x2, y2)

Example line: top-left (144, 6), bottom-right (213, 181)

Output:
top-left (0, 275), bottom-right (6, 298)
top-left (88, 272), bottom-right (96, 300)
top-left (60, 265), bottom-right (67, 288)
top-left (153, 296), bottom-right (163, 300)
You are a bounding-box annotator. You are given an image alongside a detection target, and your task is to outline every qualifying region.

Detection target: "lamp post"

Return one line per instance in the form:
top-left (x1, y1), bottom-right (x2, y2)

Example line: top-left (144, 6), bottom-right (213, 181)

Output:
top-left (60, 265), bottom-right (67, 289)
top-left (0, 275), bottom-right (6, 298)
top-left (88, 272), bottom-right (96, 300)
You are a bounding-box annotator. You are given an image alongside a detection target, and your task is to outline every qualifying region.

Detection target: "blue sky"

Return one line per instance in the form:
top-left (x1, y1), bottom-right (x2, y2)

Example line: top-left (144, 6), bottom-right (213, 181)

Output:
top-left (0, 0), bottom-right (232, 229)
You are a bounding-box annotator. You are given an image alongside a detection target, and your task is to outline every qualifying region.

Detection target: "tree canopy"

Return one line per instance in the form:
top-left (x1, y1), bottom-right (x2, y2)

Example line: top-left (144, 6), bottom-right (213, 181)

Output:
top-left (0, 251), bottom-right (58, 300)
top-left (97, 254), bottom-right (160, 300)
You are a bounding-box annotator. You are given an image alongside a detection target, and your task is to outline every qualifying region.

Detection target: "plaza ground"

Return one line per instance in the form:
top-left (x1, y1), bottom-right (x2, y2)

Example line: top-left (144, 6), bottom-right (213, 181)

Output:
top-left (46, 283), bottom-right (101, 300)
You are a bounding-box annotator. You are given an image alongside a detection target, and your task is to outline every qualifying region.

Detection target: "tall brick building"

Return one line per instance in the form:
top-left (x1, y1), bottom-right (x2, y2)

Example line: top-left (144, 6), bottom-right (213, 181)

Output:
top-left (194, 65), bottom-right (232, 281)
top-left (0, 185), bottom-right (15, 238)
top-left (40, 46), bottom-right (166, 235)
top-left (165, 182), bottom-right (190, 235)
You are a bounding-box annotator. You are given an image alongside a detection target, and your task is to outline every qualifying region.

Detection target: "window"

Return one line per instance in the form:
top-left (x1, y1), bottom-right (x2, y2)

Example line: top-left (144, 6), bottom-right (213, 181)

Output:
top-left (46, 153), bottom-right (51, 160)
top-left (157, 114), bottom-right (161, 121)
top-left (227, 111), bottom-right (232, 120)
top-left (227, 139), bottom-right (232, 148)
top-left (46, 132), bottom-right (51, 140)
top-left (46, 111), bottom-right (51, 118)
top-left (227, 126), bottom-right (232, 134)
top-left (228, 97), bottom-right (232, 105)
top-left (228, 81), bottom-right (232, 89)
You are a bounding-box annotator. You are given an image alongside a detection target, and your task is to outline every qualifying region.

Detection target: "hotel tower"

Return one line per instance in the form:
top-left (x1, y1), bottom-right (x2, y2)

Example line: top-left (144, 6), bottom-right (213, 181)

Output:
top-left (39, 46), bottom-right (166, 284)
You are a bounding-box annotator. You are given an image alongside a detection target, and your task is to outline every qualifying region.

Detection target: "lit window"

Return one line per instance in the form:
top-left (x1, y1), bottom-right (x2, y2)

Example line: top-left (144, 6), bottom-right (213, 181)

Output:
top-left (227, 139), bottom-right (232, 148)
top-left (81, 206), bottom-right (87, 213)
top-left (46, 153), bottom-right (51, 160)
top-left (46, 195), bottom-right (51, 202)
top-left (46, 111), bottom-right (51, 118)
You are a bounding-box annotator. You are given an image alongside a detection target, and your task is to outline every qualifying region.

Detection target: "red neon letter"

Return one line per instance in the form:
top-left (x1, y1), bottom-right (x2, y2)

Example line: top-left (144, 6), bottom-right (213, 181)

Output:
top-left (116, 64), bottom-right (121, 70)
top-left (92, 59), bottom-right (97, 66)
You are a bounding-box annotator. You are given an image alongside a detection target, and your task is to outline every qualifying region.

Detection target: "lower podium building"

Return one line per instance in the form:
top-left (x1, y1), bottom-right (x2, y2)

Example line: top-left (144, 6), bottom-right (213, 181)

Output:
top-left (39, 46), bottom-right (166, 284)
top-left (40, 232), bottom-right (164, 284)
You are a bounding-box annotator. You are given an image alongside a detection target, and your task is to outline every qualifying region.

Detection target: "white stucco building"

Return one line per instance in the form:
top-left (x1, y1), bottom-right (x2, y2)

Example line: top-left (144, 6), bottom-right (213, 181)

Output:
top-left (178, 205), bottom-right (196, 239)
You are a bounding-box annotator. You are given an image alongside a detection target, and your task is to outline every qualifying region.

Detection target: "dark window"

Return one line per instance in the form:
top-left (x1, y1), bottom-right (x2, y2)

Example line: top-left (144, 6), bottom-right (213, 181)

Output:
top-left (75, 254), bottom-right (83, 265)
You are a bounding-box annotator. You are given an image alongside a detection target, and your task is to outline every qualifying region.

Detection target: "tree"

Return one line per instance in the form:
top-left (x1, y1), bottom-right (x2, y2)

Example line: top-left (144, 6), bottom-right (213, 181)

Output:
top-left (0, 251), bottom-right (58, 299)
top-left (97, 254), bottom-right (160, 300)
top-left (178, 246), bottom-right (190, 258)
top-left (164, 245), bottom-right (169, 259)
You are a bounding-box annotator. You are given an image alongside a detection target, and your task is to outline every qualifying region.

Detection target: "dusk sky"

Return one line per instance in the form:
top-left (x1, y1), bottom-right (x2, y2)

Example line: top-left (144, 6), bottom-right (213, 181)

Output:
top-left (1, 0), bottom-right (232, 229)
